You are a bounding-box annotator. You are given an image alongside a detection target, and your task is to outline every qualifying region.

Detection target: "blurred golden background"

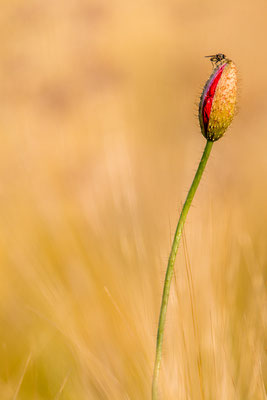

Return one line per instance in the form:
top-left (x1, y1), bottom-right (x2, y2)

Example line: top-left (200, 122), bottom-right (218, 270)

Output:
top-left (0, 0), bottom-right (266, 399)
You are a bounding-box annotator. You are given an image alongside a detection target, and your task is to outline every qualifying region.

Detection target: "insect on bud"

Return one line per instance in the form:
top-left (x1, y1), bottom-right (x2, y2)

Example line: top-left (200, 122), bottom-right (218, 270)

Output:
top-left (199, 53), bottom-right (238, 141)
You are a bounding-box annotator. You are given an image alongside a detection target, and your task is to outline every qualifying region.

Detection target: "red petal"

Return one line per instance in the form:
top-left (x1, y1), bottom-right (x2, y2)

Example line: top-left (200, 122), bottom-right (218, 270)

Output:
top-left (202, 65), bottom-right (225, 134)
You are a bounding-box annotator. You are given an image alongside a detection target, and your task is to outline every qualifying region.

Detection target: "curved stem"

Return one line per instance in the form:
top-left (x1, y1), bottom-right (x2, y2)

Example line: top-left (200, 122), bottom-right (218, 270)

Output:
top-left (152, 140), bottom-right (213, 400)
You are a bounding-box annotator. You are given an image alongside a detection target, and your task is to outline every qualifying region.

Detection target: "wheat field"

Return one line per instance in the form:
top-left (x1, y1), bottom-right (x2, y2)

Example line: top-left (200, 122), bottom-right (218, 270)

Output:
top-left (0, 1), bottom-right (266, 399)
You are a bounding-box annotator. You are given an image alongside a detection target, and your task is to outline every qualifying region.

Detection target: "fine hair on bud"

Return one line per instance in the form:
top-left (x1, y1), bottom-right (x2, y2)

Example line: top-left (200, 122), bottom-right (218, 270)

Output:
top-left (199, 55), bottom-right (238, 141)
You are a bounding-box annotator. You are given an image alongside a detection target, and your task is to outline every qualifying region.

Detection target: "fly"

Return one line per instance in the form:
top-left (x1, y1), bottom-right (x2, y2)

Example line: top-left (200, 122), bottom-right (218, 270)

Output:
top-left (205, 53), bottom-right (226, 68)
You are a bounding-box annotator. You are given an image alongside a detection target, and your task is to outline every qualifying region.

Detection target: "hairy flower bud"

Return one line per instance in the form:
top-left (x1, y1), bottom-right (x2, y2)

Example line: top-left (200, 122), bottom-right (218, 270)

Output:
top-left (199, 55), bottom-right (238, 141)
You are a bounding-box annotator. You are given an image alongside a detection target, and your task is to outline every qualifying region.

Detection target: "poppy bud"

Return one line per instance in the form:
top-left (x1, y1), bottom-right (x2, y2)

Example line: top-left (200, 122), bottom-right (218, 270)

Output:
top-left (199, 56), bottom-right (238, 141)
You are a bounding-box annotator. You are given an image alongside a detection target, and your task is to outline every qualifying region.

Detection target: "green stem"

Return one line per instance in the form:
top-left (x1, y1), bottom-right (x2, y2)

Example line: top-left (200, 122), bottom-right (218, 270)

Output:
top-left (152, 140), bottom-right (213, 400)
